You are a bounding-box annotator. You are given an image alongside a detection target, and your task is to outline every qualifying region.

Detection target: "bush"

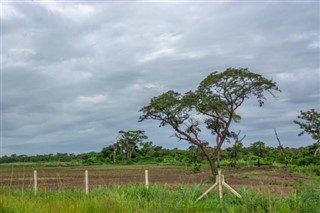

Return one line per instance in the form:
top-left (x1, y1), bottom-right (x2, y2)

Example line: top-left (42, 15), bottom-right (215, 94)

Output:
top-left (191, 162), bottom-right (201, 173)
top-left (313, 167), bottom-right (320, 176)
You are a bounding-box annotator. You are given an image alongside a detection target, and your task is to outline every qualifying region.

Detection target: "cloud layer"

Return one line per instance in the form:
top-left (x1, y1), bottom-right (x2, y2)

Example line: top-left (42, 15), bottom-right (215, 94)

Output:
top-left (2, 1), bottom-right (319, 155)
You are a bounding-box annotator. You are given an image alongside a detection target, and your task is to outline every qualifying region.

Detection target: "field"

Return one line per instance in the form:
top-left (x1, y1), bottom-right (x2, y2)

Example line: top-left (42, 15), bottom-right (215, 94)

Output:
top-left (0, 165), bottom-right (305, 192)
top-left (1, 164), bottom-right (320, 212)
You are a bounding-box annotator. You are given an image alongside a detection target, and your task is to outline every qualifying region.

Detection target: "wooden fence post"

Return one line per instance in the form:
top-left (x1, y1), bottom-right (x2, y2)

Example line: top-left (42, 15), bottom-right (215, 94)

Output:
top-left (196, 175), bottom-right (218, 201)
top-left (218, 170), bottom-right (223, 201)
top-left (85, 170), bottom-right (89, 195)
top-left (34, 170), bottom-right (37, 195)
top-left (197, 169), bottom-right (242, 201)
top-left (221, 175), bottom-right (242, 199)
top-left (145, 170), bottom-right (149, 189)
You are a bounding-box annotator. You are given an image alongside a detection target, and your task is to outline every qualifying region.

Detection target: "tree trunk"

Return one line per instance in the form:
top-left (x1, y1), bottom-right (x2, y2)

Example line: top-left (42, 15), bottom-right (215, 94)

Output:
top-left (113, 144), bottom-right (117, 164)
top-left (199, 146), bottom-right (217, 176)
top-left (209, 158), bottom-right (217, 176)
top-left (172, 126), bottom-right (218, 175)
top-left (274, 128), bottom-right (288, 167)
top-left (216, 136), bottom-right (220, 168)
top-left (217, 150), bottom-right (221, 168)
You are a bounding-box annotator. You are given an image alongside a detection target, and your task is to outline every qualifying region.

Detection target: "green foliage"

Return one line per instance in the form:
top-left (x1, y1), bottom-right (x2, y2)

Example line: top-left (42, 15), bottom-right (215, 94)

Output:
top-left (116, 130), bottom-right (149, 162)
top-left (191, 162), bottom-right (201, 173)
top-left (2, 143), bottom-right (320, 168)
top-left (139, 90), bottom-right (189, 127)
top-left (294, 109), bottom-right (320, 157)
top-left (250, 141), bottom-right (266, 157)
top-left (313, 167), bottom-right (320, 176)
top-left (197, 68), bottom-right (281, 108)
top-left (298, 181), bottom-right (320, 213)
top-left (1, 182), bottom-right (319, 213)
top-left (294, 109), bottom-right (320, 141)
top-left (230, 138), bottom-right (243, 168)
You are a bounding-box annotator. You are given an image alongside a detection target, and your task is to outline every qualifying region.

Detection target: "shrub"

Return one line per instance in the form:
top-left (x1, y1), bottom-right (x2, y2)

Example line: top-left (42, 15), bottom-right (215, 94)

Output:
top-left (191, 162), bottom-right (201, 173)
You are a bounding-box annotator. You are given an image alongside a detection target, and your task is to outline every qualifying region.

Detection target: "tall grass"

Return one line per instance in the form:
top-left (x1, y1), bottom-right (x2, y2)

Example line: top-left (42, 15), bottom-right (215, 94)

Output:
top-left (1, 183), bottom-right (319, 213)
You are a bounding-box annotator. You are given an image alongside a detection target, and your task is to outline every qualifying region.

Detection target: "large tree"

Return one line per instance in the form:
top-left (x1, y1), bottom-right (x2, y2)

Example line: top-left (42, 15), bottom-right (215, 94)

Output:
top-left (294, 109), bottom-right (320, 156)
top-left (139, 68), bottom-right (280, 175)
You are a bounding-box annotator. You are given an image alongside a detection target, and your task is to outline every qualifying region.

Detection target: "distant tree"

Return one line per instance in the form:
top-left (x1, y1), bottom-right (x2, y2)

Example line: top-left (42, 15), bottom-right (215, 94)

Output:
top-left (76, 152), bottom-right (100, 165)
top-left (99, 145), bottom-right (114, 163)
top-left (116, 130), bottom-right (149, 161)
top-left (294, 109), bottom-right (320, 156)
top-left (139, 68), bottom-right (280, 175)
top-left (251, 141), bottom-right (266, 167)
top-left (230, 131), bottom-right (245, 168)
top-left (139, 141), bottom-right (154, 157)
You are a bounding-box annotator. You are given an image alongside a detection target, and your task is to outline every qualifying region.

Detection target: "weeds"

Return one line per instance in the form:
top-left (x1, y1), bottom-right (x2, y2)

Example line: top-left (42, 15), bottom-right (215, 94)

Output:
top-left (1, 182), bottom-right (319, 213)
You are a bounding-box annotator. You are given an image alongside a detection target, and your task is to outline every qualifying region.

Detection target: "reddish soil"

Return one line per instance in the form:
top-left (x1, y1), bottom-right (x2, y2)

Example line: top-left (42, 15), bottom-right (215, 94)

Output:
top-left (0, 165), bottom-right (304, 195)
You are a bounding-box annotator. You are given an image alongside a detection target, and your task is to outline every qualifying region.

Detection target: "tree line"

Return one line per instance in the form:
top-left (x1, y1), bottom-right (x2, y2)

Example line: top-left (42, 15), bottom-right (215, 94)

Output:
top-left (1, 139), bottom-right (319, 169)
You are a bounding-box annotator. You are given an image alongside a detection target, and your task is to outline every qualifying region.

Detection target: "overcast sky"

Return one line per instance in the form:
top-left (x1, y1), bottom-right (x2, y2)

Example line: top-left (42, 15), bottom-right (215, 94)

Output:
top-left (1, 1), bottom-right (319, 156)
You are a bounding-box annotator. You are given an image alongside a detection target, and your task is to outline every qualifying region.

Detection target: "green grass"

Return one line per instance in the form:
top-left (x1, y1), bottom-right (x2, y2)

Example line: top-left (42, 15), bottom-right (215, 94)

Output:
top-left (287, 165), bottom-right (320, 176)
top-left (1, 182), bottom-right (319, 213)
top-left (1, 164), bottom-right (320, 212)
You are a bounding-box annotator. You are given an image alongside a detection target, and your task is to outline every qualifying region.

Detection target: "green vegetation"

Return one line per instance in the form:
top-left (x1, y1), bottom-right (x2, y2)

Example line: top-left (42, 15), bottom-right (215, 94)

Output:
top-left (294, 109), bottom-right (320, 156)
top-left (1, 179), bottom-right (319, 213)
top-left (1, 142), bottom-right (319, 172)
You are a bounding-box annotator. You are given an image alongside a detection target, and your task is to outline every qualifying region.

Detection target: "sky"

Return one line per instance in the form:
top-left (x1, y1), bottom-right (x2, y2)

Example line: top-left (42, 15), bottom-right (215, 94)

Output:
top-left (1, 1), bottom-right (319, 156)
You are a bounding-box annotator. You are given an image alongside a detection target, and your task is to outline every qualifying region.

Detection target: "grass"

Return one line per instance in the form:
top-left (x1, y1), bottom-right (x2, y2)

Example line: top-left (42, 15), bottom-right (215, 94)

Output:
top-left (287, 165), bottom-right (320, 176)
top-left (1, 182), bottom-right (320, 213)
top-left (1, 164), bottom-right (320, 212)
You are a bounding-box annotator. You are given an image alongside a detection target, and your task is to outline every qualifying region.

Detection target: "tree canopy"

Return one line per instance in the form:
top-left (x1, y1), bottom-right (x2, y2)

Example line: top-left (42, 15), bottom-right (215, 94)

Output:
top-left (116, 130), bottom-right (149, 161)
top-left (294, 109), bottom-right (320, 142)
top-left (139, 68), bottom-right (280, 175)
top-left (294, 109), bottom-right (320, 156)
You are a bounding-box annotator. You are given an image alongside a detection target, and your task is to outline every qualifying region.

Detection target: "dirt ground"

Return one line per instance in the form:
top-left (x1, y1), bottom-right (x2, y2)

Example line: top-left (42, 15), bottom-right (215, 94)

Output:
top-left (0, 165), bottom-right (305, 195)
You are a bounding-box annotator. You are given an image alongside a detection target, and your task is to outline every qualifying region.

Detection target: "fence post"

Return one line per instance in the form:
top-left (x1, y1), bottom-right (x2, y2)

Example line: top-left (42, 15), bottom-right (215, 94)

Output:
top-left (218, 170), bottom-right (223, 201)
top-left (34, 170), bottom-right (37, 195)
top-left (197, 169), bottom-right (241, 201)
top-left (85, 170), bottom-right (89, 195)
top-left (145, 170), bottom-right (149, 189)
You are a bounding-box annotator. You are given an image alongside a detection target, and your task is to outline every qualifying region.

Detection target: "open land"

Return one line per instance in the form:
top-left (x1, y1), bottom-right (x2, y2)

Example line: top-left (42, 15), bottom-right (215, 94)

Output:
top-left (0, 165), bottom-right (305, 195)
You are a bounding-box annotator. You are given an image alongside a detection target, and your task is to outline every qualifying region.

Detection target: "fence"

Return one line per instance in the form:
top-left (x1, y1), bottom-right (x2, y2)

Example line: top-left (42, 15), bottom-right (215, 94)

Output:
top-left (32, 169), bottom-right (150, 195)
top-left (2, 168), bottom-right (241, 201)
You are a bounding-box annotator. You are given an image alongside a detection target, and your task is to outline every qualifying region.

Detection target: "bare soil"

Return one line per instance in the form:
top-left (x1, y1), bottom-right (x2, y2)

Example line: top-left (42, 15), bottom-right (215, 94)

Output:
top-left (0, 165), bottom-right (304, 195)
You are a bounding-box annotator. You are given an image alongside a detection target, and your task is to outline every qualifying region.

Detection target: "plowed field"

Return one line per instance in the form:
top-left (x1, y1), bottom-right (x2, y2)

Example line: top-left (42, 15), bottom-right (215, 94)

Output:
top-left (0, 165), bottom-right (304, 195)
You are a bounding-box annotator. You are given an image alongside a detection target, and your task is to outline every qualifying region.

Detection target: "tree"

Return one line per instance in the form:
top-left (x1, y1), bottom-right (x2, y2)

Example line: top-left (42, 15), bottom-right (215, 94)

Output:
top-left (230, 131), bottom-right (245, 168)
top-left (139, 141), bottom-right (154, 157)
top-left (139, 68), bottom-right (280, 175)
top-left (116, 130), bottom-right (149, 162)
top-left (139, 90), bottom-right (217, 172)
top-left (251, 141), bottom-right (266, 167)
top-left (99, 145), bottom-right (115, 163)
top-left (294, 109), bottom-right (320, 156)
